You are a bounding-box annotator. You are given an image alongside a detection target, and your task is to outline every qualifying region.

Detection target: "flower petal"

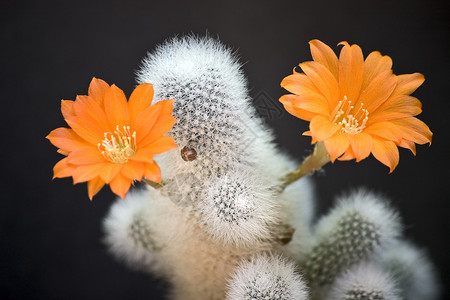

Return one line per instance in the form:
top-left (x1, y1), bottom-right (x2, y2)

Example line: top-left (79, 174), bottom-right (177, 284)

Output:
top-left (68, 148), bottom-right (106, 165)
top-left (57, 149), bottom-right (69, 156)
top-left (390, 117), bottom-right (432, 145)
top-left (134, 102), bottom-right (163, 142)
top-left (362, 51), bottom-right (393, 92)
top-left (338, 147), bottom-right (356, 161)
top-left (99, 163), bottom-right (123, 183)
top-left (281, 73), bottom-right (324, 100)
top-left (88, 78), bottom-right (110, 105)
top-left (47, 127), bottom-right (89, 153)
top-left (109, 173), bottom-right (132, 199)
top-left (53, 157), bottom-right (76, 179)
top-left (299, 61), bottom-right (340, 108)
top-left (347, 132), bottom-right (373, 162)
top-left (143, 161), bottom-right (161, 183)
top-left (139, 115), bottom-right (177, 148)
top-left (87, 177), bottom-right (105, 200)
top-left (145, 136), bottom-right (177, 155)
top-left (369, 95), bottom-right (422, 124)
top-left (391, 73), bottom-right (425, 96)
top-left (358, 70), bottom-right (397, 113)
top-left (61, 100), bottom-right (75, 119)
top-left (72, 95), bottom-right (110, 131)
top-left (279, 93), bottom-right (329, 117)
top-left (121, 160), bottom-right (145, 181)
top-left (104, 84), bottom-right (130, 128)
top-left (136, 99), bottom-right (175, 142)
top-left (129, 83), bottom-right (154, 125)
top-left (72, 163), bottom-right (105, 184)
top-left (324, 132), bottom-right (350, 162)
top-left (310, 115), bottom-right (340, 141)
top-left (338, 42), bottom-right (365, 104)
top-left (364, 122), bottom-right (402, 142)
top-left (302, 130), bottom-right (317, 145)
top-left (156, 98), bottom-right (175, 114)
top-left (397, 139), bottom-right (417, 156)
top-left (65, 116), bottom-right (104, 145)
top-left (280, 95), bottom-right (317, 121)
top-left (309, 39), bottom-right (339, 79)
top-left (129, 148), bottom-right (154, 163)
top-left (302, 131), bottom-right (318, 144)
top-left (371, 136), bottom-right (399, 173)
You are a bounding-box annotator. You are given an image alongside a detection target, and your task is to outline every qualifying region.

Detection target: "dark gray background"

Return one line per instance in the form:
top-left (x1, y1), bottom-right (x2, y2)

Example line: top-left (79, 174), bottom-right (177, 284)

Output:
top-left (1, 0), bottom-right (449, 299)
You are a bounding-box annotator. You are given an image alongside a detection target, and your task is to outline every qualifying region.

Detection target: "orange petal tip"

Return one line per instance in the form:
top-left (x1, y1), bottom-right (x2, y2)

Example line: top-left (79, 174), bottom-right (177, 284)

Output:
top-left (337, 41), bottom-right (349, 47)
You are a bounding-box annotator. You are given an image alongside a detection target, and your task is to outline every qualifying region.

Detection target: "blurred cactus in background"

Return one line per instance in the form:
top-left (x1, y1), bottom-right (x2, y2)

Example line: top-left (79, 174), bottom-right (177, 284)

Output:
top-left (328, 262), bottom-right (400, 300)
top-left (299, 191), bottom-right (400, 294)
top-left (102, 36), bottom-right (440, 300)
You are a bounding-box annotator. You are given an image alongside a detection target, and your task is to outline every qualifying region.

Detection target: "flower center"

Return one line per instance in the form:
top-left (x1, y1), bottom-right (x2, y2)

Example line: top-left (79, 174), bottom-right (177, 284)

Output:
top-left (331, 96), bottom-right (369, 135)
top-left (98, 125), bottom-right (137, 163)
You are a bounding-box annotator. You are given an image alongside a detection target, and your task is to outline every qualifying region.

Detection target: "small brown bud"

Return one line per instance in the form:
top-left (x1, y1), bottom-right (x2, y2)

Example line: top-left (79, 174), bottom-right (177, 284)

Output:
top-left (277, 224), bottom-right (295, 245)
top-left (181, 146), bottom-right (197, 161)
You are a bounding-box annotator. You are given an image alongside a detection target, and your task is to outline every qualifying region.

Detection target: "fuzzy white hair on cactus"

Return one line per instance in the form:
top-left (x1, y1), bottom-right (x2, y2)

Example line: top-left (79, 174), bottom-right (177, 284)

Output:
top-left (380, 241), bottom-right (441, 300)
top-left (226, 254), bottom-right (309, 300)
top-left (198, 167), bottom-right (281, 246)
top-left (315, 189), bottom-right (401, 246)
top-left (329, 262), bottom-right (401, 300)
top-left (303, 189), bottom-right (401, 287)
top-left (103, 189), bottom-right (163, 273)
top-left (136, 36), bottom-right (259, 180)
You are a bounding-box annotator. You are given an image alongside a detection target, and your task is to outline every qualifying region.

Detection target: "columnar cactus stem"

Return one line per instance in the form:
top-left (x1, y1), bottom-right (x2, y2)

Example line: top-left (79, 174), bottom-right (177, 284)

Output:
top-left (328, 262), bottom-right (400, 300)
top-left (299, 190), bottom-right (400, 295)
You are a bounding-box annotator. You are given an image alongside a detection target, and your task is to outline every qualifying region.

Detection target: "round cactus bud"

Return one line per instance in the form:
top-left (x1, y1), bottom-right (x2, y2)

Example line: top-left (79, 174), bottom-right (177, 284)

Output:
top-left (181, 146), bottom-right (197, 161)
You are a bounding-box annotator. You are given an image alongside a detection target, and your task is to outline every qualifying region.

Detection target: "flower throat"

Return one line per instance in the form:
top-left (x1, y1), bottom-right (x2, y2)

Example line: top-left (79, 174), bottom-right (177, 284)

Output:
top-left (98, 125), bottom-right (137, 163)
top-left (331, 96), bottom-right (369, 135)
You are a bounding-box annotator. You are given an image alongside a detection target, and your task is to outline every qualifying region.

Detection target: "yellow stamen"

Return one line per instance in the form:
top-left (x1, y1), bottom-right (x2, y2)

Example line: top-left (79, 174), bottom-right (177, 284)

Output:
top-left (331, 97), bottom-right (369, 135)
top-left (98, 125), bottom-right (137, 163)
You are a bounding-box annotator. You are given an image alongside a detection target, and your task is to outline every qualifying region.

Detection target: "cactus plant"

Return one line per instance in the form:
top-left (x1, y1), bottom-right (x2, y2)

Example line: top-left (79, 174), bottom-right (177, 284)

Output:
top-left (100, 36), bottom-right (440, 300)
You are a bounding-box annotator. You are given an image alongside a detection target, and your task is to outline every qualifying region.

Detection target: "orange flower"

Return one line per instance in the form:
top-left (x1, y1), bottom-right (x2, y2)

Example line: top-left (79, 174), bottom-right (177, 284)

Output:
top-left (47, 78), bottom-right (177, 199)
top-left (280, 40), bottom-right (432, 172)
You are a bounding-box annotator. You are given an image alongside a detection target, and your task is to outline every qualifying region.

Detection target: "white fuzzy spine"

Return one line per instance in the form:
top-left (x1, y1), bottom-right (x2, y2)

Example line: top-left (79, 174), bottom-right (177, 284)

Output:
top-left (137, 36), bottom-right (256, 180)
top-left (103, 189), bottom-right (165, 274)
top-left (198, 167), bottom-right (281, 246)
top-left (328, 262), bottom-right (401, 300)
top-left (380, 241), bottom-right (441, 300)
top-left (226, 254), bottom-right (310, 300)
top-left (302, 189), bottom-right (401, 291)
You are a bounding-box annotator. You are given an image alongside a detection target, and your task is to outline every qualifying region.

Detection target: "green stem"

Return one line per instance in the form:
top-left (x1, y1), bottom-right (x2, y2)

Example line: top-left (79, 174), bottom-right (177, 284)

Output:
top-left (142, 178), bottom-right (163, 189)
top-left (280, 142), bottom-right (330, 191)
